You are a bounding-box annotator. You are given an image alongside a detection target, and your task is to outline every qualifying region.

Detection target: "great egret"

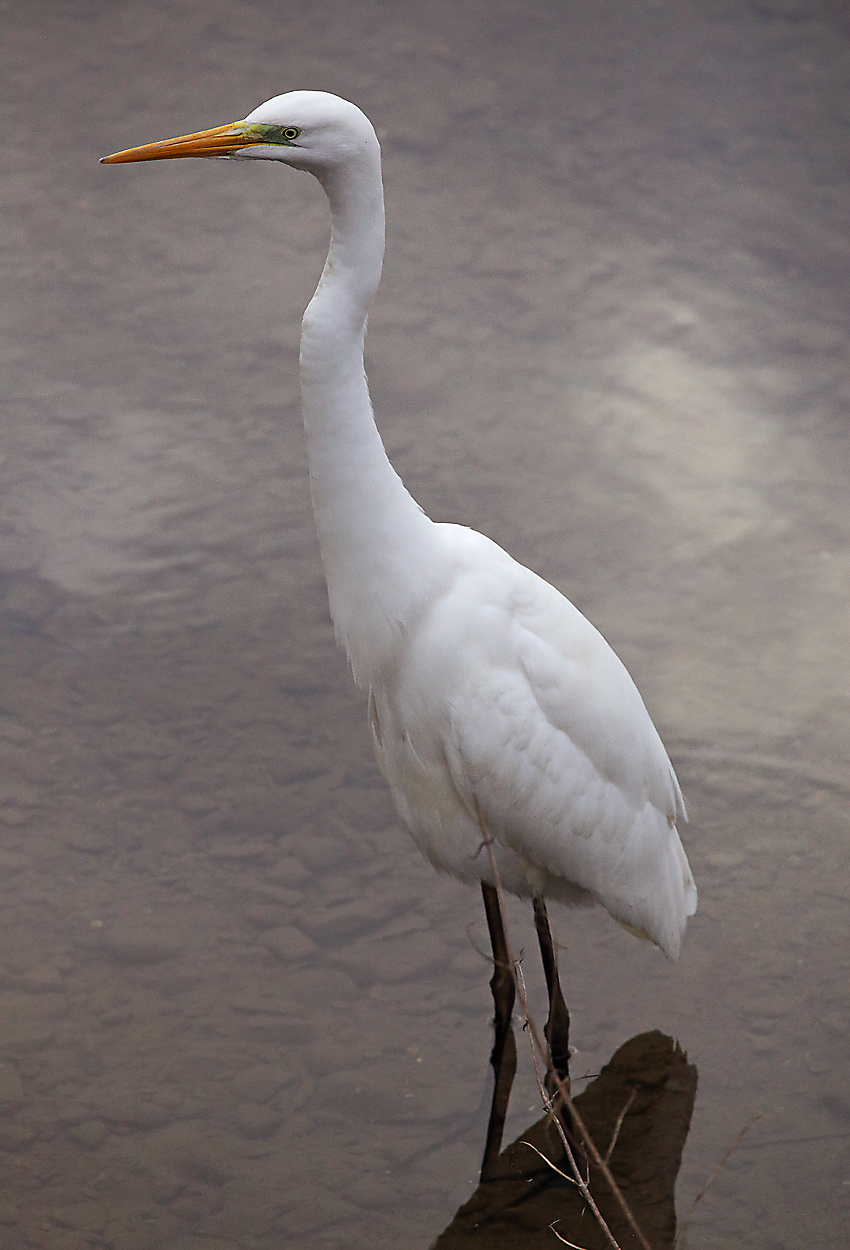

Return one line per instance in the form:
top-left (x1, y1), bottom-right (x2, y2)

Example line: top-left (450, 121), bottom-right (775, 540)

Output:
top-left (103, 92), bottom-right (696, 1081)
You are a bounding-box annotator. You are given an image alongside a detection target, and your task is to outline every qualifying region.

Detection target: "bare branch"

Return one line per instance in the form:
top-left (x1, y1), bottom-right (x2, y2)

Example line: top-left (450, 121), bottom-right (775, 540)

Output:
top-left (605, 1088), bottom-right (637, 1165)
top-left (519, 1139), bottom-right (579, 1185)
top-left (473, 797), bottom-right (653, 1250)
top-left (550, 1223), bottom-right (590, 1249)
top-left (673, 1115), bottom-right (760, 1248)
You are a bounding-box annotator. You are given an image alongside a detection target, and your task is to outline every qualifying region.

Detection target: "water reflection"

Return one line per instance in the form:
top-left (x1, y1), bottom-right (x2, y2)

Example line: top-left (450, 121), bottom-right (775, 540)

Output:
top-left (435, 1030), bottom-right (697, 1249)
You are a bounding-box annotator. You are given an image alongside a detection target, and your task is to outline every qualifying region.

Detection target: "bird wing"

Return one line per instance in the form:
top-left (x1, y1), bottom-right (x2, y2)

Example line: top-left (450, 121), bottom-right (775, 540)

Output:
top-left (436, 528), bottom-right (695, 956)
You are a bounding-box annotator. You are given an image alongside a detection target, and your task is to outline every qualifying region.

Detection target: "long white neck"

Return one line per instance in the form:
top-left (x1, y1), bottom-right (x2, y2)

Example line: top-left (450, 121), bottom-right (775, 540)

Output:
top-left (300, 144), bottom-right (441, 686)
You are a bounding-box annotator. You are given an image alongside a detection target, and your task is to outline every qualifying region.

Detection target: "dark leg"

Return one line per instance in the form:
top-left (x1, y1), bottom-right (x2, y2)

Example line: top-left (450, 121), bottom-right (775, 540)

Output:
top-left (532, 896), bottom-right (570, 1089)
top-left (481, 881), bottom-right (515, 1032)
top-left (479, 1017), bottom-right (517, 1181)
top-left (480, 881), bottom-right (518, 1179)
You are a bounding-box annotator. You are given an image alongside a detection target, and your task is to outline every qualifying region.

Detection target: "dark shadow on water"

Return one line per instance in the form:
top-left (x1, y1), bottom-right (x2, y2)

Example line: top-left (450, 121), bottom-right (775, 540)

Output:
top-left (433, 1030), bottom-right (697, 1250)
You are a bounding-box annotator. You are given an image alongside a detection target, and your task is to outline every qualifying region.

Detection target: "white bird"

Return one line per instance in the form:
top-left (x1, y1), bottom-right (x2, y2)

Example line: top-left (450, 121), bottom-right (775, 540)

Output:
top-left (103, 92), bottom-right (696, 1081)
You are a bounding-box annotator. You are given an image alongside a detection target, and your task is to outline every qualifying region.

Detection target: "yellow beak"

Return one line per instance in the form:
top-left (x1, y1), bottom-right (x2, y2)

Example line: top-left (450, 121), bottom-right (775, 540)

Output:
top-left (101, 120), bottom-right (258, 164)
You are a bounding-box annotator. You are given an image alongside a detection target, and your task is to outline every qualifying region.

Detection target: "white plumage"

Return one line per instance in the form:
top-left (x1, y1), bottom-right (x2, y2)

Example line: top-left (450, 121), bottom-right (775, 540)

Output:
top-left (367, 522), bottom-right (694, 958)
top-left (103, 91), bottom-right (696, 1021)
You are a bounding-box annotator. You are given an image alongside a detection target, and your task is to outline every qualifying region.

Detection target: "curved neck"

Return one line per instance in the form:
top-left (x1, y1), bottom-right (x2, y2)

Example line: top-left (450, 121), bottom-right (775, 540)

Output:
top-left (300, 148), bottom-right (440, 685)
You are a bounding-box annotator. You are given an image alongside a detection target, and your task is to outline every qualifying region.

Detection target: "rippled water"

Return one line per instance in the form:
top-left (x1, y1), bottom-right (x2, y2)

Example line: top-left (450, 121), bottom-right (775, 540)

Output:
top-left (2, 1), bottom-right (850, 1246)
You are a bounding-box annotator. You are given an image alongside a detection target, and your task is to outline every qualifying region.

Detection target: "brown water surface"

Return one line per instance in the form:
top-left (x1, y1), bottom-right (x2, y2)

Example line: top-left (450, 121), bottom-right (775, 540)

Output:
top-left (2, 1), bottom-right (850, 1246)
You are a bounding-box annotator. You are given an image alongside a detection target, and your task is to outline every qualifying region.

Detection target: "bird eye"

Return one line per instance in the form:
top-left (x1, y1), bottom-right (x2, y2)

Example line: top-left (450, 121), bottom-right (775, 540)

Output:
top-left (282, 127), bottom-right (300, 141)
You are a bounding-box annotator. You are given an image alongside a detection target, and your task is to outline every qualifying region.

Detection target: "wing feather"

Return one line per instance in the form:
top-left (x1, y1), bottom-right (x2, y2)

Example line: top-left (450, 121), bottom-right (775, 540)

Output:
top-left (434, 531), bottom-right (695, 956)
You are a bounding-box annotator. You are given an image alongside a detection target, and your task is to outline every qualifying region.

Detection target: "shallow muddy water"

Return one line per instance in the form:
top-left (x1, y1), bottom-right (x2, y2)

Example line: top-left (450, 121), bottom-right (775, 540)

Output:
top-left (2, 1), bottom-right (850, 1246)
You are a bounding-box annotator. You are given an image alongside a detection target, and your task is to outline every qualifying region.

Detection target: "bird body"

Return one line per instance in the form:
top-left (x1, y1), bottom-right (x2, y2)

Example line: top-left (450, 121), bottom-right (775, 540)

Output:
top-left (367, 520), bottom-right (693, 958)
top-left (103, 91), bottom-right (696, 972)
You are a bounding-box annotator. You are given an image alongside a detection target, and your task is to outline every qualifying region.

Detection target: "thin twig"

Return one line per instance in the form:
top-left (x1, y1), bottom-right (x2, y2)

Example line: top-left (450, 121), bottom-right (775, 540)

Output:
top-left (520, 1138), bottom-right (579, 1185)
top-left (465, 922), bottom-right (498, 968)
top-left (525, 991), bottom-right (646, 1250)
top-left (673, 1115), bottom-right (760, 1249)
top-left (474, 798), bottom-right (652, 1250)
top-left (476, 812), bottom-right (618, 1247)
top-left (515, 961), bottom-right (551, 1110)
top-left (605, 1088), bottom-right (637, 1165)
top-left (550, 1224), bottom-right (589, 1249)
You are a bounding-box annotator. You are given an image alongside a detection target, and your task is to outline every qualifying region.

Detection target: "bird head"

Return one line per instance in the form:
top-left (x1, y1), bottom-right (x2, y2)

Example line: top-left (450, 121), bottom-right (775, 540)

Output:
top-left (101, 90), bottom-right (378, 173)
